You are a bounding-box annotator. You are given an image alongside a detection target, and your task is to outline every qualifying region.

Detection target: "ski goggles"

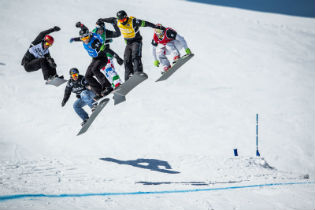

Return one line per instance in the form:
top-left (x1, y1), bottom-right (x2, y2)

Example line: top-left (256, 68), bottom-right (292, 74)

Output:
top-left (71, 73), bottom-right (78, 78)
top-left (155, 29), bottom-right (164, 39)
top-left (80, 35), bottom-right (90, 41)
top-left (44, 41), bottom-right (53, 46)
top-left (118, 17), bottom-right (127, 23)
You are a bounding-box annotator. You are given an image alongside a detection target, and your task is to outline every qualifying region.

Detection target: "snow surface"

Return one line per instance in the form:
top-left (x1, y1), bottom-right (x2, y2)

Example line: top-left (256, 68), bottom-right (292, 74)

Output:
top-left (0, 0), bottom-right (314, 209)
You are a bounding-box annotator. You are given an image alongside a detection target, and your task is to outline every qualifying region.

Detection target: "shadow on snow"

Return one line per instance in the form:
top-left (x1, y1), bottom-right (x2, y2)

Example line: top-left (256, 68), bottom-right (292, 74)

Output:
top-left (100, 157), bottom-right (180, 174)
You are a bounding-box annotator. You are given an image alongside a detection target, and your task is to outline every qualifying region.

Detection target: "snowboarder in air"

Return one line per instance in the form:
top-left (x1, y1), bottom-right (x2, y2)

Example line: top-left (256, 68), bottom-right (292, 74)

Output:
top-left (151, 24), bottom-right (192, 73)
top-left (98, 10), bottom-right (165, 81)
top-left (92, 19), bottom-right (123, 89)
top-left (61, 68), bottom-right (96, 126)
top-left (70, 22), bottom-right (120, 101)
top-left (21, 26), bottom-right (63, 82)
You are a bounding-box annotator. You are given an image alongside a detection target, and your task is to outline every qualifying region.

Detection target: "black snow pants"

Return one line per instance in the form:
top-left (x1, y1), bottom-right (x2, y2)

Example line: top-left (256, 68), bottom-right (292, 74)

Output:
top-left (123, 41), bottom-right (143, 81)
top-left (23, 58), bottom-right (56, 80)
top-left (85, 57), bottom-right (111, 96)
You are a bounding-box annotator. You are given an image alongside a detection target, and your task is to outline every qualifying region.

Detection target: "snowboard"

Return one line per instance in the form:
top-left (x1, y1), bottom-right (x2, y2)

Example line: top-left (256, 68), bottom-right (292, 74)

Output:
top-left (45, 76), bottom-right (67, 87)
top-left (155, 53), bottom-right (194, 82)
top-left (77, 98), bottom-right (110, 136)
top-left (113, 72), bottom-right (148, 105)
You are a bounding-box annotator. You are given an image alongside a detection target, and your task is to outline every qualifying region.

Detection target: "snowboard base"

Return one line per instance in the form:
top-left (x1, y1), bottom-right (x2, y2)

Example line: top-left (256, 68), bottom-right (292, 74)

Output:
top-left (46, 76), bottom-right (67, 87)
top-left (156, 54), bottom-right (194, 82)
top-left (113, 72), bottom-right (148, 105)
top-left (77, 98), bottom-right (110, 136)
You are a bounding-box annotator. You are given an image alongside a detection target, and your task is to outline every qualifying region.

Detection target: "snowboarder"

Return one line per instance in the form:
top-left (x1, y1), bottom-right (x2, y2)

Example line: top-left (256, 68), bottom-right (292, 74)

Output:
top-left (61, 68), bottom-right (96, 126)
top-left (93, 19), bottom-right (123, 64)
top-left (151, 24), bottom-right (192, 73)
top-left (92, 19), bottom-right (123, 88)
top-left (98, 10), bottom-right (165, 81)
top-left (69, 22), bottom-right (120, 101)
top-left (21, 26), bottom-right (63, 81)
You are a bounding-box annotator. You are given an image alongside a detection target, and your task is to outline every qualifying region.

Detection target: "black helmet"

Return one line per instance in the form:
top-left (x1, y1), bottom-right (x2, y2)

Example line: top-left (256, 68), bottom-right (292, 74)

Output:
top-left (79, 28), bottom-right (90, 38)
top-left (116, 10), bottom-right (127, 20)
top-left (69, 68), bottom-right (79, 75)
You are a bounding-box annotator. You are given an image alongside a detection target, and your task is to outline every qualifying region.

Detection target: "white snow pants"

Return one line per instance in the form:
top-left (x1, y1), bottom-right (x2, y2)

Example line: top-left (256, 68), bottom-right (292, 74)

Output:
top-left (156, 34), bottom-right (186, 68)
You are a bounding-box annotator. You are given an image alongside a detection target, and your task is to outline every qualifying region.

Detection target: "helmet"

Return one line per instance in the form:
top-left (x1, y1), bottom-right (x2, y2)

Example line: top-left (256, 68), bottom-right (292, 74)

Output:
top-left (116, 10), bottom-right (127, 20)
top-left (69, 68), bottom-right (79, 75)
top-left (44, 35), bottom-right (54, 46)
top-left (154, 24), bottom-right (164, 39)
top-left (79, 28), bottom-right (90, 38)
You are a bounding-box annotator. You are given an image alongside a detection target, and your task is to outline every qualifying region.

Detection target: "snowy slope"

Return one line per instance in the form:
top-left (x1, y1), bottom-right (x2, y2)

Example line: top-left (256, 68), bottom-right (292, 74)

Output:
top-left (0, 0), bottom-right (314, 209)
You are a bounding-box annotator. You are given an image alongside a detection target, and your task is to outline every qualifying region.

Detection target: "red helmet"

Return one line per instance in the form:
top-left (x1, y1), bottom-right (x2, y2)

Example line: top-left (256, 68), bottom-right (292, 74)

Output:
top-left (44, 35), bottom-right (54, 46)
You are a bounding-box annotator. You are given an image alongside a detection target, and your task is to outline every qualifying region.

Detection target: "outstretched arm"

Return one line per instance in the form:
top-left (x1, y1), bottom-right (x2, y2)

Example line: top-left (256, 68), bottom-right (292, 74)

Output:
top-left (61, 84), bottom-right (72, 107)
top-left (97, 17), bottom-right (121, 38)
top-left (70, 37), bottom-right (82, 43)
top-left (151, 39), bottom-right (158, 61)
top-left (133, 18), bottom-right (165, 30)
top-left (106, 22), bottom-right (121, 38)
top-left (32, 26), bottom-right (60, 45)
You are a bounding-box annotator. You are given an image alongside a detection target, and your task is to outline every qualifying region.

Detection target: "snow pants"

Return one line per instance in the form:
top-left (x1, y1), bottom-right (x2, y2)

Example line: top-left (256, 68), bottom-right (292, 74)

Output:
top-left (73, 90), bottom-right (95, 121)
top-left (123, 41), bottom-right (143, 81)
top-left (23, 58), bottom-right (56, 80)
top-left (85, 57), bottom-right (111, 96)
top-left (156, 34), bottom-right (186, 68)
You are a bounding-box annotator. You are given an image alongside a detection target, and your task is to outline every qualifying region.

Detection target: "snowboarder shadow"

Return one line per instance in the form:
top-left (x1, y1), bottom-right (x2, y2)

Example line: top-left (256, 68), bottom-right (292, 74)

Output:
top-left (100, 158), bottom-right (180, 174)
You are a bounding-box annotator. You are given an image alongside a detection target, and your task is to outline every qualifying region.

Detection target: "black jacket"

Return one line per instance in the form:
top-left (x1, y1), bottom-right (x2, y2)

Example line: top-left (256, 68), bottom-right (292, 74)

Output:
top-left (21, 28), bottom-right (56, 65)
top-left (62, 75), bottom-right (89, 103)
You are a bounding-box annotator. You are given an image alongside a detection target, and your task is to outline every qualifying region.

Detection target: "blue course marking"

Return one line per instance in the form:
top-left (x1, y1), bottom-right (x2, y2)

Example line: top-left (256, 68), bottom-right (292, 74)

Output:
top-left (0, 181), bottom-right (313, 202)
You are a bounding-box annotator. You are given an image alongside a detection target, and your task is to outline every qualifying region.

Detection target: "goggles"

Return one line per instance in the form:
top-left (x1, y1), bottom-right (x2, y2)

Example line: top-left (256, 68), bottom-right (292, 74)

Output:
top-left (80, 35), bottom-right (90, 41)
top-left (44, 41), bottom-right (53, 46)
top-left (155, 29), bottom-right (164, 39)
top-left (118, 17), bottom-right (127, 23)
top-left (71, 73), bottom-right (78, 78)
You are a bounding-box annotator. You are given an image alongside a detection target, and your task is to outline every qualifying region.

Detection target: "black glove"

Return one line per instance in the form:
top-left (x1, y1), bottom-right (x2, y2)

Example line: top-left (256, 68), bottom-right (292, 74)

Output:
top-left (75, 21), bottom-right (82, 28)
top-left (61, 99), bottom-right (66, 107)
top-left (53, 26), bottom-right (61, 31)
top-left (46, 57), bottom-right (57, 68)
top-left (76, 94), bottom-right (81, 99)
top-left (115, 56), bottom-right (124, 65)
top-left (96, 19), bottom-right (105, 27)
top-left (155, 24), bottom-right (166, 31)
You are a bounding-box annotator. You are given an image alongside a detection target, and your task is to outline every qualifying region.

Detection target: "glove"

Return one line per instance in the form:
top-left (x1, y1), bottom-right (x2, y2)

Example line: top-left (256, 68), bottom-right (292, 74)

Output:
top-left (153, 60), bottom-right (160, 67)
top-left (116, 56), bottom-right (124, 65)
top-left (96, 19), bottom-right (105, 27)
top-left (75, 21), bottom-right (82, 28)
top-left (46, 57), bottom-right (57, 68)
top-left (76, 94), bottom-right (81, 99)
top-left (185, 48), bottom-right (191, 55)
top-left (53, 26), bottom-right (61, 31)
top-left (69, 38), bottom-right (75, 43)
top-left (61, 99), bottom-right (66, 107)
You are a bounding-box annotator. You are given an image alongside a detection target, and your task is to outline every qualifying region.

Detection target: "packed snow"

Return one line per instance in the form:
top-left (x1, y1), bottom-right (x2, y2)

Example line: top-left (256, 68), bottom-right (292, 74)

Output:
top-left (0, 0), bottom-right (314, 209)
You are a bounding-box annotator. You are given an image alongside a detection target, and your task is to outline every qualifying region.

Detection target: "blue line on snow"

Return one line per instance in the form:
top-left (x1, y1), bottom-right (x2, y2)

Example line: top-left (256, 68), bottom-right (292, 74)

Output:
top-left (0, 181), bottom-right (313, 202)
